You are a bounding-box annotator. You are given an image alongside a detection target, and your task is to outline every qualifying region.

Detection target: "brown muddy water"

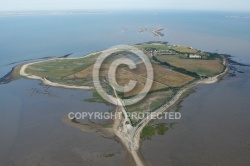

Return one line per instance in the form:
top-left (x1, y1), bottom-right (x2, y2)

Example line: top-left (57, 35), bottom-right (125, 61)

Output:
top-left (1, 65), bottom-right (250, 166)
top-left (0, 79), bottom-right (126, 166)
top-left (141, 66), bottom-right (250, 166)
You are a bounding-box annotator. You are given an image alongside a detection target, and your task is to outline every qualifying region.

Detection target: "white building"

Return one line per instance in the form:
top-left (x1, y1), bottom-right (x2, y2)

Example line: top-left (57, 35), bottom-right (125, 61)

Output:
top-left (189, 54), bottom-right (201, 59)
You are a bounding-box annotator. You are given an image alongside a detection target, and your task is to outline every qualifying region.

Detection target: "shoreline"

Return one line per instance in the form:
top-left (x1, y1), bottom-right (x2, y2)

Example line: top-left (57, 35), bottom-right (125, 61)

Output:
top-left (19, 60), bottom-right (93, 90)
top-left (135, 60), bottom-right (229, 144)
top-left (110, 57), bottom-right (229, 166)
top-left (18, 47), bottom-right (229, 166)
top-left (18, 47), bottom-right (122, 89)
top-left (18, 50), bottom-right (106, 90)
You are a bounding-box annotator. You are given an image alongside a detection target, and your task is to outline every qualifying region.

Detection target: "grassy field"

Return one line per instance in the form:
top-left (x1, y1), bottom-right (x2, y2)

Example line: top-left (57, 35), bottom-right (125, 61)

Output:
top-left (126, 90), bottom-right (174, 125)
top-left (151, 63), bottom-right (194, 86)
top-left (171, 46), bottom-right (198, 53)
top-left (64, 59), bottom-right (193, 97)
top-left (26, 53), bottom-right (100, 82)
top-left (136, 43), bottom-right (170, 51)
top-left (156, 54), bottom-right (224, 76)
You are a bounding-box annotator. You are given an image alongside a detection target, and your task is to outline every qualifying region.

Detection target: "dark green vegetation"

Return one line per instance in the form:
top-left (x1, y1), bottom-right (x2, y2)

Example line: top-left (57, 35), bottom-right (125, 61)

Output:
top-left (140, 123), bottom-right (177, 140)
top-left (0, 66), bottom-right (22, 84)
top-left (136, 43), bottom-right (170, 51)
top-left (84, 90), bottom-right (108, 103)
top-left (103, 153), bottom-right (115, 158)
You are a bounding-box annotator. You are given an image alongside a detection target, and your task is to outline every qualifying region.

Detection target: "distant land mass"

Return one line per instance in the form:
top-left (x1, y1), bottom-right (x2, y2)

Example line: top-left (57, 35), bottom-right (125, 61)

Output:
top-left (225, 15), bottom-right (250, 19)
top-left (0, 10), bottom-right (108, 17)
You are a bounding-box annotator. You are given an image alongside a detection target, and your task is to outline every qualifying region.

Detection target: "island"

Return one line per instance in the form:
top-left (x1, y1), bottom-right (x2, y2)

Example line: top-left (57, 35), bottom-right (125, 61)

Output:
top-left (10, 41), bottom-right (228, 166)
top-left (139, 27), bottom-right (165, 38)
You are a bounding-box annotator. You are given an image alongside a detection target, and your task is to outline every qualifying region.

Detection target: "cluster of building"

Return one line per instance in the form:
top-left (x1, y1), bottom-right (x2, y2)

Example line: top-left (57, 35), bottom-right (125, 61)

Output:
top-left (187, 54), bottom-right (202, 59)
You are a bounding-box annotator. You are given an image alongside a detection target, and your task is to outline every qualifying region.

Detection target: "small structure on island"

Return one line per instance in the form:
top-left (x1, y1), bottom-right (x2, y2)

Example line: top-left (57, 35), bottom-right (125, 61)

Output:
top-left (189, 54), bottom-right (202, 59)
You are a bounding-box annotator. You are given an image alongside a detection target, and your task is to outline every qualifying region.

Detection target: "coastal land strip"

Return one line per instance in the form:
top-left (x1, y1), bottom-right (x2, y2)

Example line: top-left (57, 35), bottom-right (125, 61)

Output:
top-left (3, 41), bottom-right (230, 166)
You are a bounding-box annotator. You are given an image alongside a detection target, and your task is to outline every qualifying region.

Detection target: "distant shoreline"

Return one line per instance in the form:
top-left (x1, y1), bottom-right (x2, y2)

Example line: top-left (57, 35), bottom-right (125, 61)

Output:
top-left (0, 11), bottom-right (109, 17)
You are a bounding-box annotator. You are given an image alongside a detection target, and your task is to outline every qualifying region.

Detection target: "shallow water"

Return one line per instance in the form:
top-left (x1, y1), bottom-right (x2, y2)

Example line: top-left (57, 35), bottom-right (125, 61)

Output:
top-left (141, 66), bottom-right (250, 166)
top-left (0, 79), bottom-right (126, 165)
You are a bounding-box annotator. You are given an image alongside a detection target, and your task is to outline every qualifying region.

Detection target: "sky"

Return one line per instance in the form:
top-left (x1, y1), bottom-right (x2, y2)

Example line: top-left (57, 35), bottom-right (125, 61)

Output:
top-left (0, 0), bottom-right (250, 11)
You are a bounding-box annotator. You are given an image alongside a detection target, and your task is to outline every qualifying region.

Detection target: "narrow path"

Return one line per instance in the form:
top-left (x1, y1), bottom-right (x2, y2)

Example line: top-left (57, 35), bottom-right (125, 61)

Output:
top-left (111, 63), bottom-right (229, 166)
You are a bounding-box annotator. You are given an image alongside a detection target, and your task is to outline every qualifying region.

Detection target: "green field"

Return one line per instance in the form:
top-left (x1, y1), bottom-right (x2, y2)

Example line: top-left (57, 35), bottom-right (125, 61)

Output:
top-left (25, 53), bottom-right (100, 85)
top-left (156, 54), bottom-right (224, 76)
top-left (171, 46), bottom-right (198, 53)
top-left (136, 43), bottom-right (170, 51)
